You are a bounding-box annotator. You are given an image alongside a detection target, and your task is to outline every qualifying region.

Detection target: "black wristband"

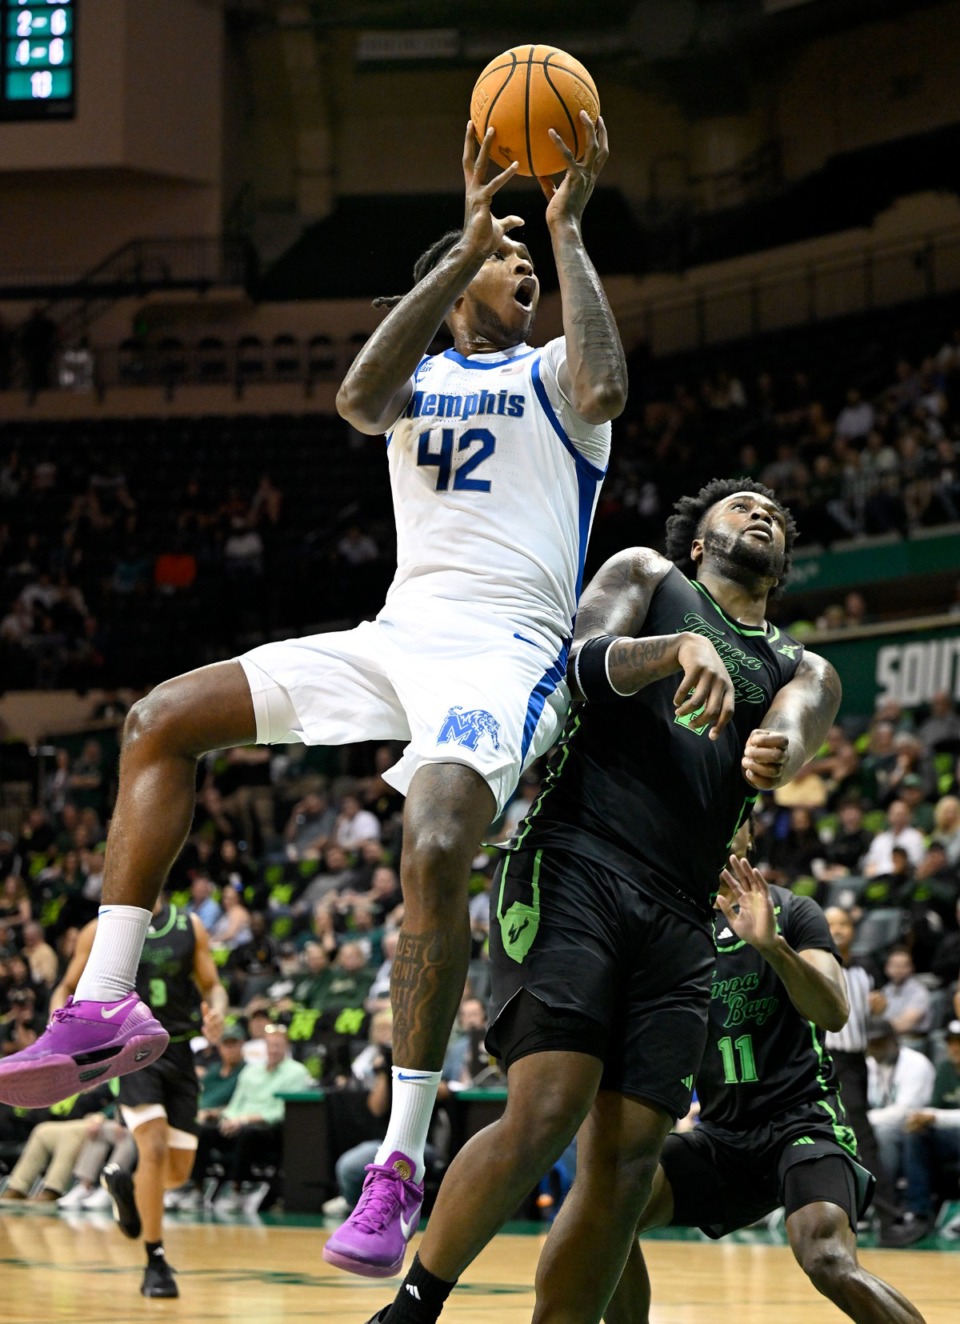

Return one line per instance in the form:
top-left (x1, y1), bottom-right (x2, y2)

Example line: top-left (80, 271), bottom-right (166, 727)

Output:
top-left (573, 634), bottom-right (628, 701)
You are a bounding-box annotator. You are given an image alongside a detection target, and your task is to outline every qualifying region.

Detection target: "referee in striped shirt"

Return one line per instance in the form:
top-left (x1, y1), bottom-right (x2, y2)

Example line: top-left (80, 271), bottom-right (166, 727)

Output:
top-left (825, 906), bottom-right (898, 1230)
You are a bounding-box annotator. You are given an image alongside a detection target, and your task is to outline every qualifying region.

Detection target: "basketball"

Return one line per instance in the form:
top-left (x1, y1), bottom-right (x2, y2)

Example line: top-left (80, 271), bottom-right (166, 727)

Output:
top-left (470, 45), bottom-right (600, 178)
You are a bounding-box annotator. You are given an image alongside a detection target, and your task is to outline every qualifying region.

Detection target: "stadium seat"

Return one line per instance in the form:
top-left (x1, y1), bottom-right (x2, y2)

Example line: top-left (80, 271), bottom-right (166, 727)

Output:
top-left (850, 907), bottom-right (907, 961)
top-left (271, 334), bottom-right (300, 380)
top-left (823, 876), bottom-right (867, 911)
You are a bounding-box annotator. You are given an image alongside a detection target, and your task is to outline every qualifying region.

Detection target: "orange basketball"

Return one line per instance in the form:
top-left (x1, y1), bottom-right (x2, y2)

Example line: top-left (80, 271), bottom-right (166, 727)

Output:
top-left (470, 44), bottom-right (599, 178)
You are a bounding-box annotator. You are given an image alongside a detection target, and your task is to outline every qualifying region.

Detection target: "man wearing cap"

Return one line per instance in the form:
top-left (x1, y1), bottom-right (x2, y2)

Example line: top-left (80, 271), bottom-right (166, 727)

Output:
top-left (865, 1015), bottom-right (935, 1225)
top-left (889, 1019), bottom-right (960, 1244)
top-left (200, 1021), bottom-right (313, 1213)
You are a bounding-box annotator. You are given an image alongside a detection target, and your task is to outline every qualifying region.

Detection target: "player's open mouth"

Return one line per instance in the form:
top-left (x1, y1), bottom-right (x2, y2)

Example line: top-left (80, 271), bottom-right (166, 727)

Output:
top-left (514, 278), bottom-right (537, 309)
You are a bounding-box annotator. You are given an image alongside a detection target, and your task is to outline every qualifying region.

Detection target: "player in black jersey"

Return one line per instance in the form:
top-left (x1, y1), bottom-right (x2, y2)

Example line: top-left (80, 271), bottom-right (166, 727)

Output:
top-left (606, 853), bottom-right (926, 1324)
top-left (365, 478), bottom-right (842, 1324)
top-left (52, 899), bottom-right (227, 1299)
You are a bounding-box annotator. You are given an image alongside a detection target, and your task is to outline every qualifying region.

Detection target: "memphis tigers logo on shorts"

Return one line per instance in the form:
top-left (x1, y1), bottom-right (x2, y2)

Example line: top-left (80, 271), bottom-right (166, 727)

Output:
top-left (436, 706), bottom-right (501, 751)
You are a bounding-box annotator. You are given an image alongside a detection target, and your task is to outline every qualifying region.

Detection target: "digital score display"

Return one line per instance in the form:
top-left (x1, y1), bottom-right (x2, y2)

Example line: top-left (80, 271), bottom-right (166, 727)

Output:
top-left (1, 1), bottom-right (75, 120)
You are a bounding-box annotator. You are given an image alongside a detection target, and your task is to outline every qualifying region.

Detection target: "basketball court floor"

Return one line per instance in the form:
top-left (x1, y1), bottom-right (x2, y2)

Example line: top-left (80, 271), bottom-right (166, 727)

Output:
top-left (0, 1207), bottom-right (956, 1322)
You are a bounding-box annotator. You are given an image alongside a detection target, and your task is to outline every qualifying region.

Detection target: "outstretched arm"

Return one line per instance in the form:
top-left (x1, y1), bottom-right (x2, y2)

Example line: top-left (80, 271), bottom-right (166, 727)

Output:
top-left (717, 855), bottom-right (848, 1032)
top-left (541, 114), bottom-right (627, 424)
top-left (336, 124), bottom-right (524, 435)
top-left (568, 549), bottom-right (735, 739)
top-left (740, 651), bottom-right (841, 791)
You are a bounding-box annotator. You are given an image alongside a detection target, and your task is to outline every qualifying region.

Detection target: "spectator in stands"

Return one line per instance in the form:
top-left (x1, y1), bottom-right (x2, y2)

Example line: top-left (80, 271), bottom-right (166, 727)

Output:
top-left (323, 942), bottom-right (374, 1014)
top-left (895, 774), bottom-right (935, 832)
top-left (291, 845), bottom-right (359, 919)
top-left (41, 748), bottom-right (73, 819)
top-left (843, 590), bottom-right (871, 630)
top-left (365, 929), bottom-right (399, 1014)
top-left (766, 806), bottom-right (823, 889)
top-left (816, 799), bottom-right (874, 883)
top-left (186, 874), bottom-right (222, 933)
top-left (0, 1081), bottom-right (115, 1203)
top-left (835, 387), bottom-right (875, 442)
top-left (862, 799), bottom-right (926, 876)
top-left (933, 795), bottom-right (960, 866)
top-left (283, 791), bottom-right (336, 861)
top-left (918, 692), bottom-right (960, 755)
top-left (929, 895), bottom-right (960, 989)
top-left (875, 947), bottom-right (933, 1049)
top-left (288, 943), bottom-right (336, 1012)
top-left (209, 883), bottom-right (252, 951)
top-left (333, 792), bottom-right (381, 853)
top-left (199, 1022), bottom-right (312, 1213)
top-left (0, 875), bottom-right (31, 938)
top-left (903, 841), bottom-right (959, 972)
top-left (21, 922), bottom-right (58, 990)
top-left (890, 1018), bottom-right (960, 1244)
top-left (883, 733), bottom-right (937, 809)
top-left (802, 726), bottom-right (861, 809)
top-left (192, 785), bottom-right (242, 850)
top-left (0, 834), bottom-right (23, 885)
top-left (356, 744), bottom-right (405, 830)
top-left (859, 722), bottom-right (899, 804)
top-left (866, 1016), bottom-right (935, 1200)
top-left (442, 996), bottom-right (494, 1088)
top-left (226, 911), bottom-right (281, 1006)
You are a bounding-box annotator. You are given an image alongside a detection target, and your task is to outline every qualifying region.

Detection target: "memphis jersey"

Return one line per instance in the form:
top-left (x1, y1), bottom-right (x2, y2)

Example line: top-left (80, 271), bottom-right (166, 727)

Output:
top-left (381, 340), bottom-right (610, 654)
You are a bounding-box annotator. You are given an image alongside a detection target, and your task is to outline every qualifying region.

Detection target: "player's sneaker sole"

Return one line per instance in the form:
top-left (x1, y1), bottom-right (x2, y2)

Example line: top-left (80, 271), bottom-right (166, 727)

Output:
top-left (0, 994), bottom-right (169, 1109)
top-left (321, 1243), bottom-right (408, 1279)
top-left (0, 1033), bottom-right (168, 1108)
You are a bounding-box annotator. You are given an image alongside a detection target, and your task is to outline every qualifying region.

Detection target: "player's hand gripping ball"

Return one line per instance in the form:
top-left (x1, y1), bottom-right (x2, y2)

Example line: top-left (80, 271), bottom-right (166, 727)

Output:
top-left (470, 44), bottom-right (599, 177)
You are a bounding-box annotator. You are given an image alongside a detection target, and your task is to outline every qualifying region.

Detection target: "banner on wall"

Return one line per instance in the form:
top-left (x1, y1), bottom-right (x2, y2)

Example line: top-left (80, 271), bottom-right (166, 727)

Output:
top-left (812, 622), bottom-right (960, 714)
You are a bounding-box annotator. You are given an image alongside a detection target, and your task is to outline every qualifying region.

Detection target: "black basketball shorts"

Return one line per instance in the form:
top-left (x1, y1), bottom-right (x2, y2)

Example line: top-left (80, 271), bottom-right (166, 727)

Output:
top-left (117, 1039), bottom-right (200, 1137)
top-left (485, 843), bottom-right (713, 1120)
top-left (661, 1098), bottom-right (876, 1237)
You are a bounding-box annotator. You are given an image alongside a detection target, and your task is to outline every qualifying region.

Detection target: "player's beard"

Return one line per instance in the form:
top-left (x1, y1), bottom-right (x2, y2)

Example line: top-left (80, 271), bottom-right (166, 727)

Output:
top-left (702, 527), bottom-right (784, 584)
top-left (471, 295), bottom-right (534, 348)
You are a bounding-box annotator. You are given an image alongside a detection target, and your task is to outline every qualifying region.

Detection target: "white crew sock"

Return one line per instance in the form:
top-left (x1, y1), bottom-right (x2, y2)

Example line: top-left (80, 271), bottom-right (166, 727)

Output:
top-left (374, 1067), bottom-right (443, 1183)
top-left (73, 905), bottom-right (153, 1003)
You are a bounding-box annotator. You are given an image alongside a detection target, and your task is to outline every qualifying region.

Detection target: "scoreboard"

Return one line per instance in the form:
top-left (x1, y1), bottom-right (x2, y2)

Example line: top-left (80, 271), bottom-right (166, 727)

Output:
top-left (1, 0), bottom-right (75, 120)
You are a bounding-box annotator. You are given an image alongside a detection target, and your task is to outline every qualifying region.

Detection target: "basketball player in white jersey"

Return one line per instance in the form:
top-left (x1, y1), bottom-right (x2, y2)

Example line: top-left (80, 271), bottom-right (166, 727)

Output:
top-left (0, 113), bottom-right (626, 1276)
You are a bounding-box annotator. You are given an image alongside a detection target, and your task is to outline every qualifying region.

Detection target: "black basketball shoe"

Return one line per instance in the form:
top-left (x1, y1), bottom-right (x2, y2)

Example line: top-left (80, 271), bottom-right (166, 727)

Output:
top-left (101, 1162), bottom-right (142, 1240)
top-left (141, 1254), bottom-right (178, 1299)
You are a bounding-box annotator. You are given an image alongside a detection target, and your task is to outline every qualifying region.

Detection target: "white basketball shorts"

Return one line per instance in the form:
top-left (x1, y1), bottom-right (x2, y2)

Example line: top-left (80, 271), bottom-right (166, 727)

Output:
top-left (236, 611), bottom-right (569, 817)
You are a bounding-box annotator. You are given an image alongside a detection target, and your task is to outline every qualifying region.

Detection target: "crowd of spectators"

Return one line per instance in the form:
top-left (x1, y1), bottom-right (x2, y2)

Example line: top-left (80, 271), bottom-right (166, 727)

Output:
top-left (0, 724), bottom-right (506, 1214)
top-left (589, 320), bottom-right (960, 570)
top-left (3, 316), bottom-right (960, 690)
top-left (1, 681), bottom-right (958, 1219)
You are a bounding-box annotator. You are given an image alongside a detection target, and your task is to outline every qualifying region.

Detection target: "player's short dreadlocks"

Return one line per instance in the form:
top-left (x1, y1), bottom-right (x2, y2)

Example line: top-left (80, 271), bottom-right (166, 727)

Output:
top-left (373, 230), bottom-right (464, 310)
top-left (664, 476), bottom-right (797, 588)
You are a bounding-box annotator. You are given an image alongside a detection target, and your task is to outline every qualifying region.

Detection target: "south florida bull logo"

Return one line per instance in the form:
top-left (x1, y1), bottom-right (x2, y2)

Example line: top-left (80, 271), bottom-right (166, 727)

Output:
top-left (436, 706), bottom-right (501, 751)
